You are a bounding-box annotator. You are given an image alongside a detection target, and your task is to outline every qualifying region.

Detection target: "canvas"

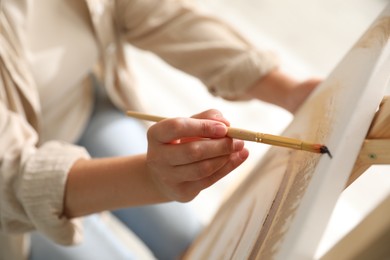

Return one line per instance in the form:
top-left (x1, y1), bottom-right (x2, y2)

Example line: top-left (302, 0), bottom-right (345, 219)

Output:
top-left (185, 4), bottom-right (390, 260)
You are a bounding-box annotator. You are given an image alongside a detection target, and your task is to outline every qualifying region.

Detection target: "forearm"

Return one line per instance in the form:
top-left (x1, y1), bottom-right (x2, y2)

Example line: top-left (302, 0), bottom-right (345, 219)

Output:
top-left (245, 69), bottom-right (297, 107)
top-left (243, 69), bottom-right (321, 113)
top-left (119, 0), bottom-right (277, 99)
top-left (64, 110), bottom-right (249, 219)
top-left (63, 154), bottom-right (168, 218)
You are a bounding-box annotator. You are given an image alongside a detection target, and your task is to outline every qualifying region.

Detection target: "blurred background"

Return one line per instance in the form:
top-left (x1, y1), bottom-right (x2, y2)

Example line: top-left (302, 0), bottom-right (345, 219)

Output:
top-left (126, 0), bottom-right (390, 258)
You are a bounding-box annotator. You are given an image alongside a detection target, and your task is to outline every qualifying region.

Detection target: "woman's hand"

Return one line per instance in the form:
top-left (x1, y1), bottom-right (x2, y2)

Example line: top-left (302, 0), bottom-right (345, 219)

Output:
top-left (241, 69), bottom-right (322, 114)
top-left (145, 109), bottom-right (249, 202)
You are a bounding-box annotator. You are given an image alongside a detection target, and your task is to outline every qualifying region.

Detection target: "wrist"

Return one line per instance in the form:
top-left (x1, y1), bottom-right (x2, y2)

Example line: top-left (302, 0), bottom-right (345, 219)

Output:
top-left (63, 155), bottom-right (171, 218)
top-left (143, 155), bottom-right (173, 203)
top-left (247, 69), bottom-right (298, 110)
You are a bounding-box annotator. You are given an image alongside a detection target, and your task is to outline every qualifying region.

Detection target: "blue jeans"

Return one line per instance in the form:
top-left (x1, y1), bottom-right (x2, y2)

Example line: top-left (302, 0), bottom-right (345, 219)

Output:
top-left (29, 86), bottom-right (202, 260)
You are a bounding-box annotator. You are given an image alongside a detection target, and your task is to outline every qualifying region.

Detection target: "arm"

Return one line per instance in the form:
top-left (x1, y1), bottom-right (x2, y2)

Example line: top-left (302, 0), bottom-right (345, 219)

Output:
top-left (117, 0), bottom-right (320, 112)
top-left (117, 0), bottom-right (277, 101)
top-left (64, 109), bottom-right (248, 218)
top-left (0, 102), bottom-right (88, 245)
top-left (64, 155), bottom-right (162, 218)
top-left (238, 69), bottom-right (322, 113)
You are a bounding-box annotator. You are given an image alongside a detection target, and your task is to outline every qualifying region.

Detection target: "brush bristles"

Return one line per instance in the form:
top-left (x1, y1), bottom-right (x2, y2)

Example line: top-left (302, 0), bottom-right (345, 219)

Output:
top-left (301, 143), bottom-right (332, 158)
top-left (319, 145), bottom-right (333, 158)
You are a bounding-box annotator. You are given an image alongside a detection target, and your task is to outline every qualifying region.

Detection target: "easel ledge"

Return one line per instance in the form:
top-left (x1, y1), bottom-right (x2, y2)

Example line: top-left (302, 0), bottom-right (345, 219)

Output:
top-left (347, 96), bottom-right (390, 187)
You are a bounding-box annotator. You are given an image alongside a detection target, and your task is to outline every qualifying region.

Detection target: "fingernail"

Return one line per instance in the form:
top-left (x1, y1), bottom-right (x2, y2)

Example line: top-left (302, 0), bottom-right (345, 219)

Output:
top-left (214, 124), bottom-right (227, 136)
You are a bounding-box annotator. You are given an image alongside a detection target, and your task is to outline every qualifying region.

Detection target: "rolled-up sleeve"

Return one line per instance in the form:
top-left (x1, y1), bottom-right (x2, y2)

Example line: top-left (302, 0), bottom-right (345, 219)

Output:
top-left (0, 102), bottom-right (90, 245)
top-left (116, 0), bottom-right (278, 99)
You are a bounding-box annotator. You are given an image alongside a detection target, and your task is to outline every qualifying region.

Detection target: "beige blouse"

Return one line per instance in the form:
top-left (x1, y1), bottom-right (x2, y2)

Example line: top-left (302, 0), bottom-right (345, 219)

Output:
top-left (0, 0), bottom-right (278, 259)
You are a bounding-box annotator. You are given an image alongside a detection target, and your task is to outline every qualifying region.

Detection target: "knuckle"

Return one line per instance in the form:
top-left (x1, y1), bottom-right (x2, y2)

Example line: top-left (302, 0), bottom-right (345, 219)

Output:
top-left (224, 138), bottom-right (234, 152)
top-left (204, 108), bottom-right (220, 116)
top-left (197, 160), bottom-right (214, 177)
top-left (187, 143), bottom-right (203, 161)
top-left (168, 120), bottom-right (185, 138)
top-left (218, 138), bottom-right (233, 154)
top-left (209, 108), bottom-right (221, 116)
top-left (199, 121), bottom-right (208, 136)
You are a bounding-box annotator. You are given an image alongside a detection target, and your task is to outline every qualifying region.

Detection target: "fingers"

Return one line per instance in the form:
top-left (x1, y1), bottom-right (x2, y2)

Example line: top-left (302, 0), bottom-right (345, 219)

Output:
top-left (191, 109), bottom-right (230, 127)
top-left (193, 148), bottom-right (249, 189)
top-left (167, 139), bottom-right (245, 181)
top-left (148, 117), bottom-right (227, 143)
top-left (146, 139), bottom-right (248, 202)
top-left (145, 109), bottom-right (249, 202)
top-left (147, 109), bottom-right (230, 144)
top-left (172, 148), bottom-right (249, 202)
top-left (161, 138), bottom-right (244, 166)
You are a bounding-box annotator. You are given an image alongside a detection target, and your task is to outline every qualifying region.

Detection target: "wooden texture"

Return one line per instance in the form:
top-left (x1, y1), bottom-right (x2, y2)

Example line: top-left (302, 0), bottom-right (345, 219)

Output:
top-left (185, 4), bottom-right (390, 260)
top-left (347, 97), bottom-right (390, 186)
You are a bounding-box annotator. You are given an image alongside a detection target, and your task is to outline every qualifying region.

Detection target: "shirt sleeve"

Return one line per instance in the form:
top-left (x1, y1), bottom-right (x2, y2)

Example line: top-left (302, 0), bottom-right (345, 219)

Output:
top-left (0, 101), bottom-right (90, 245)
top-left (116, 0), bottom-right (278, 99)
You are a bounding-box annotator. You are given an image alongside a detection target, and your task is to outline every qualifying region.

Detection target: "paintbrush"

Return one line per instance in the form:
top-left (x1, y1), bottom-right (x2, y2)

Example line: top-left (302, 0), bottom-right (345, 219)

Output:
top-left (126, 110), bottom-right (332, 158)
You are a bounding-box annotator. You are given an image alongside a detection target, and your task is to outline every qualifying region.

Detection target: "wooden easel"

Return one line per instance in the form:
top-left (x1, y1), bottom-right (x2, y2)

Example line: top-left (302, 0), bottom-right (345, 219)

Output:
top-left (347, 95), bottom-right (390, 187)
top-left (320, 95), bottom-right (390, 259)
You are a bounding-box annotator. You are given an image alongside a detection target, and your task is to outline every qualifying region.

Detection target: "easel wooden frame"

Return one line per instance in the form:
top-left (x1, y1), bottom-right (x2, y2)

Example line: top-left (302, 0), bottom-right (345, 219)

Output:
top-left (319, 96), bottom-right (390, 259)
top-left (184, 4), bottom-right (390, 259)
top-left (347, 96), bottom-right (390, 187)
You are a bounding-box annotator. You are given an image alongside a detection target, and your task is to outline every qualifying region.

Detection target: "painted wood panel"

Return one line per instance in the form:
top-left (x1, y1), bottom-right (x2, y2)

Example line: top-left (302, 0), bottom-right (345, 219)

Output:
top-left (185, 4), bottom-right (390, 259)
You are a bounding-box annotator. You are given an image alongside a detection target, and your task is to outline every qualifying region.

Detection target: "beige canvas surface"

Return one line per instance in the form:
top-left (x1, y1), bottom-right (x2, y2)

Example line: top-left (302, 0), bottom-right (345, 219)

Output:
top-left (184, 4), bottom-right (390, 259)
